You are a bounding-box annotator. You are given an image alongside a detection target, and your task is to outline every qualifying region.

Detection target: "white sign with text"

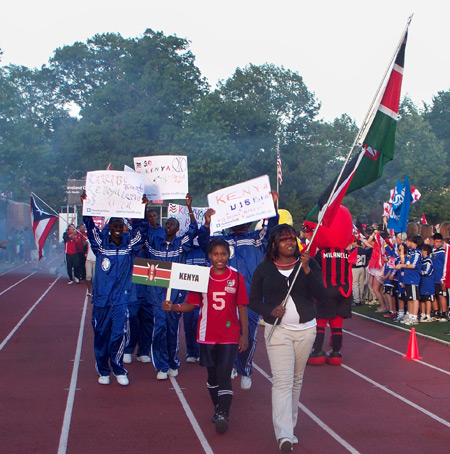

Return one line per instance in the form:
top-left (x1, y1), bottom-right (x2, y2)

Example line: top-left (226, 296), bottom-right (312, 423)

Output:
top-left (133, 155), bottom-right (188, 200)
top-left (83, 170), bottom-right (145, 218)
top-left (167, 203), bottom-right (209, 237)
top-left (207, 175), bottom-right (275, 231)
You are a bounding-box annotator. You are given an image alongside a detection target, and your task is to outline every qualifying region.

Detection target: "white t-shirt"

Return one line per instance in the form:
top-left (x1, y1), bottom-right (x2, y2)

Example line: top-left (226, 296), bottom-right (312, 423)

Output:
top-left (277, 268), bottom-right (316, 331)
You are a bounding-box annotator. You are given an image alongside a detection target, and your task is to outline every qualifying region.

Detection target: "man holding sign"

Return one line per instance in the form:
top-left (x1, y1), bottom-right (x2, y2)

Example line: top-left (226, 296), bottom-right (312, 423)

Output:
top-left (199, 187), bottom-right (279, 390)
top-left (144, 193), bottom-right (200, 380)
top-left (82, 192), bottom-right (148, 386)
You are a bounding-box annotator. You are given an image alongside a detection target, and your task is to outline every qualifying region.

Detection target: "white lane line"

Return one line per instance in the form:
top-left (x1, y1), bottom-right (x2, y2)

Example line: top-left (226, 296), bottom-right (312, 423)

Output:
top-left (351, 311), bottom-right (450, 347)
top-left (343, 330), bottom-right (450, 376)
top-left (0, 275), bottom-right (61, 352)
top-left (0, 271), bottom-right (38, 296)
top-left (0, 263), bottom-right (26, 276)
top-left (253, 363), bottom-right (361, 454)
top-left (57, 293), bottom-right (89, 454)
top-left (169, 376), bottom-right (214, 454)
top-left (342, 363), bottom-right (450, 429)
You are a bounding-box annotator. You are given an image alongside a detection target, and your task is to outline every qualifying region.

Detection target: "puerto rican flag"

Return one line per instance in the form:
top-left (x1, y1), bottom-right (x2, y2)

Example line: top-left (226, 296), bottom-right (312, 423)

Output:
top-left (30, 195), bottom-right (57, 260)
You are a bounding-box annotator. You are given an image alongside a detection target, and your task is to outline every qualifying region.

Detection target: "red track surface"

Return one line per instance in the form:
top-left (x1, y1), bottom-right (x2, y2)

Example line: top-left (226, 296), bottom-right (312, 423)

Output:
top-left (1, 260), bottom-right (450, 454)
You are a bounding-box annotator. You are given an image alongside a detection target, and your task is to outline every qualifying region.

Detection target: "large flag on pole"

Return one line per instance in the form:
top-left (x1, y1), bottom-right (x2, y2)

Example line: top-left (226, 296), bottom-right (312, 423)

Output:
top-left (307, 26), bottom-right (408, 226)
top-left (30, 195), bottom-right (57, 260)
top-left (386, 175), bottom-right (412, 232)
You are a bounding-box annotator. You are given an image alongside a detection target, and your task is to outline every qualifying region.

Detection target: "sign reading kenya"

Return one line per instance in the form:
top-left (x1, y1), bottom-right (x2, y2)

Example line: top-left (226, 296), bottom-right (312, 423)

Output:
top-left (133, 155), bottom-right (188, 200)
top-left (132, 258), bottom-right (210, 293)
top-left (83, 170), bottom-right (145, 218)
top-left (207, 175), bottom-right (276, 231)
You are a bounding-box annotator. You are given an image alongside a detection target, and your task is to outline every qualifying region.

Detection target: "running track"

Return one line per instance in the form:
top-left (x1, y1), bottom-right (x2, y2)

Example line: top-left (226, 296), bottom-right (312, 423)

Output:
top-left (1, 260), bottom-right (450, 454)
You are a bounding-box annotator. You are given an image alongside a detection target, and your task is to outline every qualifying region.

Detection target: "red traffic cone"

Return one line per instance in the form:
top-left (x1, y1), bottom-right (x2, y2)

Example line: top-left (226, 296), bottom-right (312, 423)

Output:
top-left (403, 328), bottom-right (422, 360)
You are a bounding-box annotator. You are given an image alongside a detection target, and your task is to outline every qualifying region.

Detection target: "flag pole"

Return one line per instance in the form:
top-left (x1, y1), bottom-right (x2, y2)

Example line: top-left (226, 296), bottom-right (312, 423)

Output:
top-left (276, 136), bottom-right (281, 210)
top-left (267, 16), bottom-right (413, 343)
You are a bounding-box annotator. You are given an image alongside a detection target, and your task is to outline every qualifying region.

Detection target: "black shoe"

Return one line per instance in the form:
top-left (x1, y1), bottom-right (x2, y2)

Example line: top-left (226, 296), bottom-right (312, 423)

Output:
top-left (211, 405), bottom-right (219, 423)
top-left (278, 438), bottom-right (293, 452)
top-left (214, 411), bottom-right (229, 434)
top-left (326, 350), bottom-right (342, 359)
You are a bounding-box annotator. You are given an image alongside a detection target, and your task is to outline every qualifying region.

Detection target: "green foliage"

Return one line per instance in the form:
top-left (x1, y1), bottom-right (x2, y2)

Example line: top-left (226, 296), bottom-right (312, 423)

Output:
top-left (0, 29), bottom-right (449, 229)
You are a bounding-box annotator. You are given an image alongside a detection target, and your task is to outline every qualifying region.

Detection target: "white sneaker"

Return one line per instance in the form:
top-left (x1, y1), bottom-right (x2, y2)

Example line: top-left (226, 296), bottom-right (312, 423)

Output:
top-left (231, 368), bottom-right (238, 379)
top-left (137, 355), bottom-right (151, 363)
top-left (404, 318), bottom-right (418, 326)
top-left (168, 368), bottom-right (178, 377)
top-left (67, 280), bottom-right (73, 285)
top-left (293, 436), bottom-right (298, 444)
top-left (157, 370), bottom-right (168, 380)
top-left (186, 356), bottom-right (199, 363)
top-left (115, 374), bottom-right (129, 386)
top-left (123, 353), bottom-right (132, 364)
top-left (73, 276), bottom-right (80, 284)
top-left (241, 375), bottom-right (252, 390)
top-left (98, 375), bottom-right (110, 385)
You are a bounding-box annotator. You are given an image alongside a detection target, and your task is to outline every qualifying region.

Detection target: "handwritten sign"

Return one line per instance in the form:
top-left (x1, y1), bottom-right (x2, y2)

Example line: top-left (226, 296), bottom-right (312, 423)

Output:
top-left (167, 203), bottom-right (208, 237)
top-left (83, 170), bottom-right (145, 218)
top-left (133, 155), bottom-right (188, 200)
top-left (207, 175), bottom-right (275, 231)
top-left (132, 258), bottom-right (210, 293)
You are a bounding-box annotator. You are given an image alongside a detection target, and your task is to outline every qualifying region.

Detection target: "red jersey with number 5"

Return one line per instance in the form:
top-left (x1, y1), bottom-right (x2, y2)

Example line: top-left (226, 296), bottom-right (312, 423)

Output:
top-left (185, 267), bottom-right (248, 344)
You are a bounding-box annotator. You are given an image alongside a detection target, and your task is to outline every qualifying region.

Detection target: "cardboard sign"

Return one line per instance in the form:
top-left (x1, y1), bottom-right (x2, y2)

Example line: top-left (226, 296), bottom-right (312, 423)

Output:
top-left (167, 203), bottom-right (208, 236)
top-left (133, 155), bottom-right (188, 200)
top-left (83, 170), bottom-right (145, 218)
top-left (207, 175), bottom-right (275, 231)
top-left (132, 258), bottom-right (210, 293)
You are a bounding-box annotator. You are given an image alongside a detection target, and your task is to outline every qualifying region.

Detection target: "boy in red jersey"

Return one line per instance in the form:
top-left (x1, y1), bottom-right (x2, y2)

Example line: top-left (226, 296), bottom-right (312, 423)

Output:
top-left (163, 238), bottom-right (248, 434)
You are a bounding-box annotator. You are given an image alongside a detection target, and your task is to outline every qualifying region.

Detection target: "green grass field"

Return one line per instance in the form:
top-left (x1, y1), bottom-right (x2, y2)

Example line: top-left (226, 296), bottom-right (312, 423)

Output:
top-left (352, 303), bottom-right (450, 344)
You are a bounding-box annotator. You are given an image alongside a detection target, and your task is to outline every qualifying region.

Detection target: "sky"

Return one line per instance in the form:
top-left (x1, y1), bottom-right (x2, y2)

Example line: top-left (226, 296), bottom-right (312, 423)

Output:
top-left (1, 1), bottom-right (449, 125)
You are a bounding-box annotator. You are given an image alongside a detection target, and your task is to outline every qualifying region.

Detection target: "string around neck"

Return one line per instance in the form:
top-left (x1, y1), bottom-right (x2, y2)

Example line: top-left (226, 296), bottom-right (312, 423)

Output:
top-left (273, 258), bottom-right (299, 267)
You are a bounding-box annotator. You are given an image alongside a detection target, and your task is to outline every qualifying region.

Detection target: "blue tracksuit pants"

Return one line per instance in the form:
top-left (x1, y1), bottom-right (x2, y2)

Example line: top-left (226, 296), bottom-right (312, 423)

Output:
top-left (92, 304), bottom-right (129, 377)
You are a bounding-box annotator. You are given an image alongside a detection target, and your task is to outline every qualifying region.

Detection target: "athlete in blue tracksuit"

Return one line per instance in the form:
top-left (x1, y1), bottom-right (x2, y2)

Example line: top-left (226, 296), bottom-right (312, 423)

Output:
top-left (124, 213), bottom-right (165, 363)
top-left (198, 191), bottom-right (279, 389)
top-left (145, 194), bottom-right (199, 379)
top-left (83, 212), bottom-right (147, 385)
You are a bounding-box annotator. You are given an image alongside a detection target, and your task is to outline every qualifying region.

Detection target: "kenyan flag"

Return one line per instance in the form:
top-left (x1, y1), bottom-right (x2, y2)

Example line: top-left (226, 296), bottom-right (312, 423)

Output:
top-left (132, 258), bottom-right (171, 287)
top-left (307, 28), bottom-right (408, 226)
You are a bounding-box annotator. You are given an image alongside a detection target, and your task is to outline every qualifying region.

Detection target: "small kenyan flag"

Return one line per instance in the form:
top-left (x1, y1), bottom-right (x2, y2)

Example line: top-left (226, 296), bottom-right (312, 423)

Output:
top-left (132, 258), bottom-right (172, 287)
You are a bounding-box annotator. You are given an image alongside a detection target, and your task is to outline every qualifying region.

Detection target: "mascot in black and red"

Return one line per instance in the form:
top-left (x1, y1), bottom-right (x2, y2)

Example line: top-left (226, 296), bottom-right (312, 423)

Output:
top-left (303, 206), bottom-right (356, 366)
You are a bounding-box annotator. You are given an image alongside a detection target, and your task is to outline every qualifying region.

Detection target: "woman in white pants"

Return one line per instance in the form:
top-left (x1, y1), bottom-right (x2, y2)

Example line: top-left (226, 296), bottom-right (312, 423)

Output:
top-left (249, 225), bottom-right (324, 453)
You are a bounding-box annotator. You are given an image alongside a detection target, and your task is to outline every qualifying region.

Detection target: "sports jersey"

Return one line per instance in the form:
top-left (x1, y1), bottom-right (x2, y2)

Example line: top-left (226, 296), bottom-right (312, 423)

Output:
top-left (186, 267), bottom-right (248, 344)
top-left (383, 246), bottom-right (398, 286)
top-left (352, 246), bottom-right (372, 268)
top-left (419, 256), bottom-right (434, 296)
top-left (431, 245), bottom-right (446, 283)
top-left (316, 248), bottom-right (355, 297)
top-left (402, 248), bottom-right (422, 286)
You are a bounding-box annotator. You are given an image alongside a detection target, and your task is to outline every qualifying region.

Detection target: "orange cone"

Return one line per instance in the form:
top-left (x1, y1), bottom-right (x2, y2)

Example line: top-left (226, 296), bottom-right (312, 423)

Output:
top-left (403, 328), bottom-right (422, 360)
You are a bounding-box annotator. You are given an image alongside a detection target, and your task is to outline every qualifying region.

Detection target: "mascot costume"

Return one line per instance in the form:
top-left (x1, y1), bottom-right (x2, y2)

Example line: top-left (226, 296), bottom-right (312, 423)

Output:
top-left (303, 206), bottom-right (356, 365)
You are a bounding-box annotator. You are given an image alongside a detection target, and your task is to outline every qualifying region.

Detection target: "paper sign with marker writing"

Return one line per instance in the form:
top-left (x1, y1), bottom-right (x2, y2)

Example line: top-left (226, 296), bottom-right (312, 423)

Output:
top-left (133, 155), bottom-right (188, 200)
top-left (83, 170), bottom-right (145, 218)
top-left (207, 175), bottom-right (275, 231)
top-left (167, 203), bottom-right (208, 236)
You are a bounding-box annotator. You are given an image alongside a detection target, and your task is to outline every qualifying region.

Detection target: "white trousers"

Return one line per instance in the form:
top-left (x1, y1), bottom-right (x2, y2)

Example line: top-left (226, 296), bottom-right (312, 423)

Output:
top-left (264, 324), bottom-right (316, 442)
top-left (352, 267), bottom-right (366, 304)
